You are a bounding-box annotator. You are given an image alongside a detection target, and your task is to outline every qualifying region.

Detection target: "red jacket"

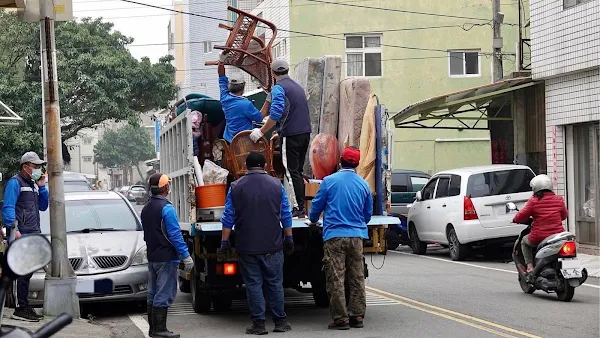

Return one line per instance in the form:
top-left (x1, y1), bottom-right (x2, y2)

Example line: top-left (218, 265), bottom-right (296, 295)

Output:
top-left (513, 191), bottom-right (568, 245)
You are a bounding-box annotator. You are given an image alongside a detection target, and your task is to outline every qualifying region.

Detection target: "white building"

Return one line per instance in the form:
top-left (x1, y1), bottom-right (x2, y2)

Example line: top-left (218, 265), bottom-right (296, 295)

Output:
top-left (530, 0), bottom-right (599, 247)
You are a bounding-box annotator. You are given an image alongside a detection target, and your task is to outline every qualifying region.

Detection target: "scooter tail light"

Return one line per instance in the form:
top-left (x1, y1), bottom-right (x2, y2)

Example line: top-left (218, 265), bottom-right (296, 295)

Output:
top-left (463, 196), bottom-right (478, 220)
top-left (559, 241), bottom-right (577, 257)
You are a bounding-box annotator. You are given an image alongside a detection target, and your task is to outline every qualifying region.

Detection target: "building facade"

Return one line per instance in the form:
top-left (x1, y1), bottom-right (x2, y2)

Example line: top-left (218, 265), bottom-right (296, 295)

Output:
top-left (287, 0), bottom-right (522, 174)
top-left (530, 0), bottom-right (599, 247)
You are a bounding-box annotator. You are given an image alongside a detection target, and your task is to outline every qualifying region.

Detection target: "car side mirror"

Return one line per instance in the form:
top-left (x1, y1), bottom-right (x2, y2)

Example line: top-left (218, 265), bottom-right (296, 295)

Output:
top-left (415, 191), bottom-right (422, 201)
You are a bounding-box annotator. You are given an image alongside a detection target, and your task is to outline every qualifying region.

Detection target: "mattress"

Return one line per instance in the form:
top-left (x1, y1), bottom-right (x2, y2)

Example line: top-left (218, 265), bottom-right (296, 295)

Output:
top-left (293, 57), bottom-right (324, 178)
top-left (318, 56), bottom-right (342, 136)
top-left (338, 77), bottom-right (371, 151)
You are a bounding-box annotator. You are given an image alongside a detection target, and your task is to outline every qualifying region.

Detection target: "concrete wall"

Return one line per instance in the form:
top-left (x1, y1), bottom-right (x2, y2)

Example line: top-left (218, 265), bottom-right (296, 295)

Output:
top-left (169, 0), bottom-right (186, 87)
top-left (530, 0), bottom-right (599, 79)
top-left (289, 0), bottom-right (521, 172)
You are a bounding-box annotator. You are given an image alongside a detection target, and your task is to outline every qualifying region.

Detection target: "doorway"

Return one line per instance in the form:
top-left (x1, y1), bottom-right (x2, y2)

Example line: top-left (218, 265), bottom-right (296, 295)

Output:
top-left (574, 123), bottom-right (599, 246)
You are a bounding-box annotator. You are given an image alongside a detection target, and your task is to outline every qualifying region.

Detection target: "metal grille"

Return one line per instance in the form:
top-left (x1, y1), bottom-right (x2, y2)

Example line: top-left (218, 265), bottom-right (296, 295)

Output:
top-left (69, 258), bottom-right (83, 271)
top-left (79, 285), bottom-right (132, 299)
top-left (92, 256), bottom-right (127, 269)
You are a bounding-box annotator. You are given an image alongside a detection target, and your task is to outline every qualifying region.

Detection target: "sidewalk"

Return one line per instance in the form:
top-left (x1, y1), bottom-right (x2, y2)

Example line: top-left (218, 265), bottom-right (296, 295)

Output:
top-left (2, 309), bottom-right (115, 337)
top-left (579, 253), bottom-right (600, 278)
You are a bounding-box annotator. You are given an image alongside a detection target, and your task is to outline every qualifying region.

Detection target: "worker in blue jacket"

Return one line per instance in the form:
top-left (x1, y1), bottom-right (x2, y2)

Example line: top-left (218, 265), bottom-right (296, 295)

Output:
top-left (220, 151), bottom-right (294, 335)
top-left (2, 151), bottom-right (48, 322)
top-left (141, 173), bottom-right (194, 338)
top-left (307, 146), bottom-right (372, 330)
top-left (218, 52), bottom-right (271, 143)
top-left (249, 59), bottom-right (312, 219)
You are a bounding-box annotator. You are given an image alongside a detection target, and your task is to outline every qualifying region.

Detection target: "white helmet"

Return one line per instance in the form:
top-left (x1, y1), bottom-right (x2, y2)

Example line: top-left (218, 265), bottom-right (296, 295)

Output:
top-left (530, 174), bottom-right (552, 193)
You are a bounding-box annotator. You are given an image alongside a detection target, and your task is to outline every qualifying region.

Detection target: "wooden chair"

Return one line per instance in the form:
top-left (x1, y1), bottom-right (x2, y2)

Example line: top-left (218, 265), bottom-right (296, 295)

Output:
top-left (226, 131), bottom-right (275, 180)
top-left (270, 134), bottom-right (285, 180)
top-left (204, 6), bottom-right (278, 91)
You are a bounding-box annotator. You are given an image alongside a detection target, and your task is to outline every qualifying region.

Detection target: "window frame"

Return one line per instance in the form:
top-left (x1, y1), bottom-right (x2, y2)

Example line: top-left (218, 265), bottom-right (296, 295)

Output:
top-left (344, 34), bottom-right (383, 78)
top-left (564, 0), bottom-right (593, 9)
top-left (447, 49), bottom-right (481, 78)
top-left (202, 41), bottom-right (213, 54)
top-left (82, 156), bottom-right (93, 163)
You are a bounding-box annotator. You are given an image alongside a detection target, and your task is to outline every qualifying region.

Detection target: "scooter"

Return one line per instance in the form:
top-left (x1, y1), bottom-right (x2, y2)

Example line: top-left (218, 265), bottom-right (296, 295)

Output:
top-left (507, 202), bottom-right (588, 302)
top-left (0, 235), bottom-right (72, 337)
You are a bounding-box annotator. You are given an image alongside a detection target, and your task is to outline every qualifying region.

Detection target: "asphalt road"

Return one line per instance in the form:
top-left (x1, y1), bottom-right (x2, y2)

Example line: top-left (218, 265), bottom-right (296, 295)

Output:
top-left (82, 238), bottom-right (599, 338)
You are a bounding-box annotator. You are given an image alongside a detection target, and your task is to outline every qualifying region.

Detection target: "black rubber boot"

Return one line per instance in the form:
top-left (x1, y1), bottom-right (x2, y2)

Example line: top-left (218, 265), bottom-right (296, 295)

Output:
top-left (152, 307), bottom-right (180, 338)
top-left (246, 320), bottom-right (268, 335)
top-left (147, 304), bottom-right (154, 337)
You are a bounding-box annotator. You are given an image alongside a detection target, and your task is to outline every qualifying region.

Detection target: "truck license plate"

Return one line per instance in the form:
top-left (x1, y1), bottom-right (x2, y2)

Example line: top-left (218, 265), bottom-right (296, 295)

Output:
top-left (559, 258), bottom-right (583, 279)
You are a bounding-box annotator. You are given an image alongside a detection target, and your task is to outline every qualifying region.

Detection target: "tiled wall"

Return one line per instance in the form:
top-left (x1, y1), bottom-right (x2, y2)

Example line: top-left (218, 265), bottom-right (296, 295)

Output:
top-left (530, 0), bottom-right (599, 79)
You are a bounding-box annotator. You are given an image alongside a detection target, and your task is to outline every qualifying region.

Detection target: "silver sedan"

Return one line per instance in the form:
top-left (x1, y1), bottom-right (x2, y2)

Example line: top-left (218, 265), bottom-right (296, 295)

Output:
top-left (29, 191), bottom-right (149, 306)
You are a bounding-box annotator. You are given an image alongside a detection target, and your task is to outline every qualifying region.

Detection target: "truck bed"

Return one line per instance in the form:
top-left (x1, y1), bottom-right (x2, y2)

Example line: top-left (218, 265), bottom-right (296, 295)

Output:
top-left (189, 215), bottom-right (401, 235)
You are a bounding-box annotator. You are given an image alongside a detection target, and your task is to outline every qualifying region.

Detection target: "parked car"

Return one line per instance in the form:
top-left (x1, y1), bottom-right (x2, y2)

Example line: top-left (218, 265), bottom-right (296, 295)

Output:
top-left (407, 165), bottom-right (535, 261)
top-left (386, 170), bottom-right (431, 249)
top-left (121, 185), bottom-right (146, 203)
top-left (63, 171), bottom-right (94, 192)
top-left (29, 191), bottom-right (147, 306)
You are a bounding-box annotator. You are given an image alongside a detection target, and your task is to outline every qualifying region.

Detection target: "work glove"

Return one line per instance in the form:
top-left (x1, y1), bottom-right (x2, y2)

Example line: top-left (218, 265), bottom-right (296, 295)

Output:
top-left (304, 219), bottom-right (321, 227)
top-left (249, 128), bottom-right (264, 143)
top-left (182, 256), bottom-right (194, 273)
top-left (265, 92), bottom-right (272, 103)
top-left (218, 240), bottom-right (232, 255)
top-left (283, 236), bottom-right (294, 256)
top-left (219, 52), bottom-right (227, 63)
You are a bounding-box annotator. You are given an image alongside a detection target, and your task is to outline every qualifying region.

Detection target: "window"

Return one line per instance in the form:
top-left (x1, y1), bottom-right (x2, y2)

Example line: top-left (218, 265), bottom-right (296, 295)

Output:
top-left (345, 34), bottom-right (382, 77)
top-left (82, 156), bottom-right (93, 162)
top-left (448, 50), bottom-right (480, 77)
top-left (203, 41), bottom-right (212, 54)
top-left (391, 173), bottom-right (409, 192)
top-left (421, 178), bottom-right (438, 201)
top-left (83, 138), bottom-right (92, 145)
top-left (449, 175), bottom-right (462, 197)
top-left (435, 177), bottom-right (450, 198)
top-left (467, 169), bottom-right (535, 199)
top-left (272, 40), bottom-right (287, 59)
top-left (564, 0), bottom-right (593, 9)
top-left (410, 176), bottom-right (429, 192)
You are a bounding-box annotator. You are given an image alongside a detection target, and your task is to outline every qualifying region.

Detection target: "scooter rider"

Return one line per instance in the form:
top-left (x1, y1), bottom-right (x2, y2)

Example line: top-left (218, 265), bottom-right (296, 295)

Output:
top-left (513, 174), bottom-right (568, 275)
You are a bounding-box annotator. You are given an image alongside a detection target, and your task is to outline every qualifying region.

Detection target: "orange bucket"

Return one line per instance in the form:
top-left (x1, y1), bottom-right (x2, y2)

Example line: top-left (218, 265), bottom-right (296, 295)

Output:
top-left (195, 184), bottom-right (227, 208)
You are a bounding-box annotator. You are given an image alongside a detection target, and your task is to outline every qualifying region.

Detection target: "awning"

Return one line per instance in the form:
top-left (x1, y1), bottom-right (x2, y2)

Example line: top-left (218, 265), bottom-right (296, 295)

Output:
top-left (390, 77), bottom-right (539, 130)
top-left (0, 100), bottom-right (23, 126)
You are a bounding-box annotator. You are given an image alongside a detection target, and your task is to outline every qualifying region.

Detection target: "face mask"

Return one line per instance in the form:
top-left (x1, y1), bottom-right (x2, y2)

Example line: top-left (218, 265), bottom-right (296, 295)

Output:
top-left (31, 168), bottom-right (42, 181)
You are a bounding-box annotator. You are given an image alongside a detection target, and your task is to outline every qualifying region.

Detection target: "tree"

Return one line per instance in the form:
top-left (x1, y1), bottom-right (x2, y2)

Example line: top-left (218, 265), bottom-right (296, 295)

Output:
top-left (0, 11), bottom-right (176, 174)
top-left (93, 123), bottom-right (156, 182)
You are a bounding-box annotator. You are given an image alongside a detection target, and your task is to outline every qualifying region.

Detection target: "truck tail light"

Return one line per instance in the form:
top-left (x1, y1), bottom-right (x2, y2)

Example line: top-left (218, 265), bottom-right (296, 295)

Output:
top-left (224, 263), bottom-right (237, 275)
top-left (464, 196), bottom-right (478, 220)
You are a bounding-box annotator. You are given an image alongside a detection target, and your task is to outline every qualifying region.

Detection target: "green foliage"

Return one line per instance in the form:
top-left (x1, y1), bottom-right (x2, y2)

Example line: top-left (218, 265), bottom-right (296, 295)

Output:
top-left (93, 122), bottom-right (155, 171)
top-left (0, 11), bottom-right (177, 175)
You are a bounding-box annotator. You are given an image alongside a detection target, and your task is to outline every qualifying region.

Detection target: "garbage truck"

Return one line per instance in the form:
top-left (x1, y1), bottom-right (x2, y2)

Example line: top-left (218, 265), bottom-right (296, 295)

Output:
top-left (159, 92), bottom-right (400, 314)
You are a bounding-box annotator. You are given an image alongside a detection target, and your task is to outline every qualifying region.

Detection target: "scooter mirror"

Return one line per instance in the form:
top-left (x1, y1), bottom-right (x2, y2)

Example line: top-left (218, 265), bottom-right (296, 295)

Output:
top-left (6, 235), bottom-right (52, 276)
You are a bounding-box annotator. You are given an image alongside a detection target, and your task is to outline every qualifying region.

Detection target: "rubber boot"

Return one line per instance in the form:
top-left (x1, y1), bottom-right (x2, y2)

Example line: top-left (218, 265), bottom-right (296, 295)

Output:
top-left (152, 307), bottom-right (180, 338)
top-left (147, 304), bottom-right (154, 337)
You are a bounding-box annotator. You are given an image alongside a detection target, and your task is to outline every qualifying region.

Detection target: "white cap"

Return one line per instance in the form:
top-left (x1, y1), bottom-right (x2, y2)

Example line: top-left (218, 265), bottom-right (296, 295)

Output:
top-left (228, 73), bottom-right (245, 85)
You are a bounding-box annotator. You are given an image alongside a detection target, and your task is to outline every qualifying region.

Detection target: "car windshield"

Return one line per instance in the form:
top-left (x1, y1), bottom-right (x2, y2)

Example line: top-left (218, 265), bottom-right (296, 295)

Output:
top-left (40, 199), bottom-right (141, 234)
top-left (410, 176), bottom-right (429, 192)
top-left (64, 181), bottom-right (92, 192)
top-left (467, 169), bottom-right (535, 198)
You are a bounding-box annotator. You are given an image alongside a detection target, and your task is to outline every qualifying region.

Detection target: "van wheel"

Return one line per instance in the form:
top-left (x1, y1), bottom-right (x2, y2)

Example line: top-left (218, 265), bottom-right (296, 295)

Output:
top-left (447, 227), bottom-right (468, 261)
top-left (409, 223), bottom-right (427, 255)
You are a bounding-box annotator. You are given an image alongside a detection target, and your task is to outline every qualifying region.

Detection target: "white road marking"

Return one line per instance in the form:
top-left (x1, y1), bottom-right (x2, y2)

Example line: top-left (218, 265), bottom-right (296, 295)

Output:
top-left (128, 314), bottom-right (151, 338)
top-left (389, 250), bottom-right (600, 289)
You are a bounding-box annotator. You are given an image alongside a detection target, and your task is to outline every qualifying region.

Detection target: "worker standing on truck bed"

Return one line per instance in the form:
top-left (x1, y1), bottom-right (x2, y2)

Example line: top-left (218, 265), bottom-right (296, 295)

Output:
top-left (249, 59), bottom-right (311, 219)
top-left (307, 146), bottom-right (372, 330)
top-left (218, 52), bottom-right (271, 144)
top-left (220, 151), bottom-right (294, 335)
top-left (141, 173), bottom-right (194, 338)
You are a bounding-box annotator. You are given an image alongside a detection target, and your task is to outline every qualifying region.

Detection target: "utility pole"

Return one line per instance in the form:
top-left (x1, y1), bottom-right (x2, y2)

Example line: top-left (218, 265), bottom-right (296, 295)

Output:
top-left (40, 0), bottom-right (80, 317)
top-left (492, 0), bottom-right (504, 82)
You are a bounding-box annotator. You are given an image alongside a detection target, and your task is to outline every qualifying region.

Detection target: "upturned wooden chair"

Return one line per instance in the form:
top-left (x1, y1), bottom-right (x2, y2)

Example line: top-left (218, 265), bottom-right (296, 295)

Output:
top-left (227, 131), bottom-right (275, 179)
top-left (205, 6), bottom-right (278, 91)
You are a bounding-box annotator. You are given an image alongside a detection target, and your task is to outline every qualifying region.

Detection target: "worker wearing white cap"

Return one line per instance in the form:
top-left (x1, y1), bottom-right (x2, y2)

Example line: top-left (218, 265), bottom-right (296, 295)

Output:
top-left (250, 58), bottom-right (311, 219)
top-left (218, 52), bottom-right (271, 143)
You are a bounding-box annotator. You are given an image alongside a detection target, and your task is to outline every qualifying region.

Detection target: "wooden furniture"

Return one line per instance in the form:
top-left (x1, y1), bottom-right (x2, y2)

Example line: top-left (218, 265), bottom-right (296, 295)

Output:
top-left (269, 134), bottom-right (284, 180)
top-left (226, 131), bottom-right (274, 180)
top-left (205, 6), bottom-right (277, 91)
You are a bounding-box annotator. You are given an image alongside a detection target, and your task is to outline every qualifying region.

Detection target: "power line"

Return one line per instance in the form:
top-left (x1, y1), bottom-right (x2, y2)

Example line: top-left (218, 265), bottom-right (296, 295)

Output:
top-left (118, 0), bottom-right (508, 57)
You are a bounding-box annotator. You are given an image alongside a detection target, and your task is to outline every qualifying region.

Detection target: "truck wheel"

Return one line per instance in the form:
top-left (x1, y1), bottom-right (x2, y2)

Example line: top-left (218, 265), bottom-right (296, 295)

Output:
top-left (387, 240), bottom-right (400, 251)
top-left (212, 295), bottom-right (233, 312)
top-left (179, 277), bottom-right (191, 293)
top-left (190, 268), bottom-right (211, 314)
top-left (312, 289), bottom-right (329, 308)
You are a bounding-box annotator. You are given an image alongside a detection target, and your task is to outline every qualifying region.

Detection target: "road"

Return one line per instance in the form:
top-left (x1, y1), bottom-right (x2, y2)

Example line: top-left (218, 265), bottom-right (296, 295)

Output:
top-left (87, 208), bottom-right (600, 338)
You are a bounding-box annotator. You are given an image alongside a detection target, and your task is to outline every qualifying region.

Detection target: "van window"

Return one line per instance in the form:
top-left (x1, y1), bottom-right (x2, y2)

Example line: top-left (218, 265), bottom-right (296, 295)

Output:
top-left (392, 173), bottom-right (409, 192)
top-left (410, 176), bottom-right (429, 192)
top-left (421, 178), bottom-right (438, 200)
top-left (435, 177), bottom-right (450, 198)
top-left (449, 175), bottom-right (462, 196)
top-left (467, 169), bottom-right (535, 198)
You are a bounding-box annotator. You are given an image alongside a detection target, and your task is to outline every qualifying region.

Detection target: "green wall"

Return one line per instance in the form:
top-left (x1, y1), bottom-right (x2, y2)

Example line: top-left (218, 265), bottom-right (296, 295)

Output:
top-left (289, 0), bottom-right (523, 173)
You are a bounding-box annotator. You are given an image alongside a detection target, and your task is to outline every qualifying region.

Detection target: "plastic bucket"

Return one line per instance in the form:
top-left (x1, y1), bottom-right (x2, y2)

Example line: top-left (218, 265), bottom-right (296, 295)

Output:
top-left (195, 184), bottom-right (227, 208)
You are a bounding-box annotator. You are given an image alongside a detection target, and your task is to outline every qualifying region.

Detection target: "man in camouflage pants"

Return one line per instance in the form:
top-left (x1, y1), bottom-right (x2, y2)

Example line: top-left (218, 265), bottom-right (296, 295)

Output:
top-left (307, 146), bottom-right (372, 330)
